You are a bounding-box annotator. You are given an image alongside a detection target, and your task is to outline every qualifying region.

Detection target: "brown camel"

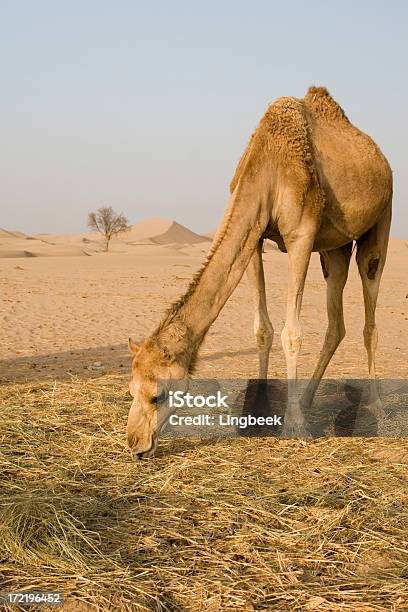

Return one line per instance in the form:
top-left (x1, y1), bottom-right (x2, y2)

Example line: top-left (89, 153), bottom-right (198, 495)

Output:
top-left (127, 86), bottom-right (392, 458)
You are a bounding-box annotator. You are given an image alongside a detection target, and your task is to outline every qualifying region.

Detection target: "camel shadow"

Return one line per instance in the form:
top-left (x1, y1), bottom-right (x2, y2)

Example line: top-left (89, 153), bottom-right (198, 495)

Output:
top-left (0, 345), bottom-right (258, 385)
top-left (305, 382), bottom-right (378, 437)
top-left (0, 342), bottom-right (132, 384)
top-left (161, 378), bottom-right (407, 442)
top-left (235, 379), bottom-right (285, 437)
top-left (232, 378), bottom-right (407, 438)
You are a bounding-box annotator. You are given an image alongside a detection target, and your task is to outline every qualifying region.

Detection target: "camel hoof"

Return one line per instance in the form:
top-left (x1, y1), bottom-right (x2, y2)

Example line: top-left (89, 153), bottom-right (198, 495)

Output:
top-left (281, 419), bottom-right (312, 439)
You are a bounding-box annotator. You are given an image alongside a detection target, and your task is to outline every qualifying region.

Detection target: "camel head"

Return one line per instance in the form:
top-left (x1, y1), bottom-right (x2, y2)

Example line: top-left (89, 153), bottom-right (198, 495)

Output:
top-left (127, 336), bottom-right (188, 459)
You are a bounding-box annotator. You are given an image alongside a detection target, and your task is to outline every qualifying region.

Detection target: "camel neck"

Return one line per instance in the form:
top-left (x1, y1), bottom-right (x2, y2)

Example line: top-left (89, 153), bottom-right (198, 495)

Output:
top-left (156, 188), bottom-right (268, 363)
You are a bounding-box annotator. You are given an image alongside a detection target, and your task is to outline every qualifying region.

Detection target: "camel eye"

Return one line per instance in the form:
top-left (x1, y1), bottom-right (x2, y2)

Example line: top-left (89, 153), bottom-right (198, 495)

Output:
top-left (152, 389), bottom-right (167, 405)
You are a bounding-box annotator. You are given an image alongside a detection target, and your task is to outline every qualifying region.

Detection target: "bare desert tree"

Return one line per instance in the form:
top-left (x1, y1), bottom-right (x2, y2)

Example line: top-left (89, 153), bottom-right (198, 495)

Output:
top-left (88, 206), bottom-right (130, 251)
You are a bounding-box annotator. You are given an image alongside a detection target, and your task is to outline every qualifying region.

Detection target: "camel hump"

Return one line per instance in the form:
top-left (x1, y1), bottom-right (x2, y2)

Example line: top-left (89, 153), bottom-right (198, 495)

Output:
top-left (304, 85), bottom-right (350, 124)
top-left (230, 95), bottom-right (314, 193)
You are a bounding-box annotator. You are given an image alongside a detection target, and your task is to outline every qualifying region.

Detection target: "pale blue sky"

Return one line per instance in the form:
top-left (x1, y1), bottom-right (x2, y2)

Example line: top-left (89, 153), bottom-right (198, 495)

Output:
top-left (1, 0), bottom-right (407, 237)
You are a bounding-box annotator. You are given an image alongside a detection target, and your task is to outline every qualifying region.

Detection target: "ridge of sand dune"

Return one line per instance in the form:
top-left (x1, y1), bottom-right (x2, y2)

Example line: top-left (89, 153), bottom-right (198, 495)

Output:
top-left (125, 218), bottom-right (211, 245)
top-left (149, 221), bottom-right (211, 245)
top-left (0, 228), bottom-right (28, 240)
top-left (34, 231), bottom-right (98, 245)
top-left (0, 243), bottom-right (89, 258)
top-left (0, 229), bottom-right (90, 257)
top-left (124, 218), bottom-right (174, 242)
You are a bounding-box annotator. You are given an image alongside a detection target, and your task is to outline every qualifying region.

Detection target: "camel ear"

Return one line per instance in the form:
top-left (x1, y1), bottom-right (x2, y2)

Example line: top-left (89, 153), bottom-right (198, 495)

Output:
top-left (128, 337), bottom-right (140, 354)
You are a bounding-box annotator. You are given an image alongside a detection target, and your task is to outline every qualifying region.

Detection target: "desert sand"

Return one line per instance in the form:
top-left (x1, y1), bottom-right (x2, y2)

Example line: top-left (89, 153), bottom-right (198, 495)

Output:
top-left (0, 218), bottom-right (406, 383)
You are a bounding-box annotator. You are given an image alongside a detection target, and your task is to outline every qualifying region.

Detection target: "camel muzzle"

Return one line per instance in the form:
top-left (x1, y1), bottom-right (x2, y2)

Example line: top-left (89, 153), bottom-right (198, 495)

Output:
top-left (131, 433), bottom-right (157, 460)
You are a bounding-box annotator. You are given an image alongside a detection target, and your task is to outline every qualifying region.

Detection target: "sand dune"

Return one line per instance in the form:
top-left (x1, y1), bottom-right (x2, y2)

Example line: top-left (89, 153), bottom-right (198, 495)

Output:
top-left (124, 217), bottom-right (211, 245)
top-left (150, 221), bottom-right (210, 245)
top-left (0, 242), bottom-right (89, 258)
top-left (34, 232), bottom-right (99, 246)
top-left (0, 228), bottom-right (28, 240)
top-left (0, 229), bottom-right (90, 258)
top-left (123, 217), bottom-right (174, 242)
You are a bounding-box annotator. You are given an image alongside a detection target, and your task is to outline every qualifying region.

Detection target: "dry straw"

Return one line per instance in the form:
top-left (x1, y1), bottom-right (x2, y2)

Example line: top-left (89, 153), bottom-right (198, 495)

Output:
top-left (1, 375), bottom-right (408, 610)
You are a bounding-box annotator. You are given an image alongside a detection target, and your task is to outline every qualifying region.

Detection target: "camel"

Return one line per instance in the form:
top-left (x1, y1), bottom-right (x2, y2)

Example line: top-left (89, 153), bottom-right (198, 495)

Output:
top-left (127, 86), bottom-right (392, 459)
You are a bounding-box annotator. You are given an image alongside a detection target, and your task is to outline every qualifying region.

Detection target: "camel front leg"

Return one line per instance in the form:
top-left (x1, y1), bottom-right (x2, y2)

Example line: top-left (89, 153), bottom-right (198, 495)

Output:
top-left (281, 234), bottom-right (314, 438)
top-left (246, 240), bottom-right (273, 379)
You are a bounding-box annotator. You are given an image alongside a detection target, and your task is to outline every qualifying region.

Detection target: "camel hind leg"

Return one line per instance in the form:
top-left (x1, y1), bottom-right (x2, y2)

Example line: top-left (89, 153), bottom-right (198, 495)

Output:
top-left (301, 242), bottom-right (353, 410)
top-left (356, 206), bottom-right (392, 416)
top-left (246, 240), bottom-right (273, 379)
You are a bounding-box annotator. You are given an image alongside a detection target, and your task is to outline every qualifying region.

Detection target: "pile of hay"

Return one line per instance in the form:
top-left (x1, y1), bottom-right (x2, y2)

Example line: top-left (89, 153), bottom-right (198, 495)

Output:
top-left (1, 375), bottom-right (408, 610)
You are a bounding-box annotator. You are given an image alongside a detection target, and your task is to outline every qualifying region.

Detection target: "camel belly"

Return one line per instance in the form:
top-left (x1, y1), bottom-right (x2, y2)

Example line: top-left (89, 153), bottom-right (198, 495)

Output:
top-left (266, 227), bottom-right (354, 253)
